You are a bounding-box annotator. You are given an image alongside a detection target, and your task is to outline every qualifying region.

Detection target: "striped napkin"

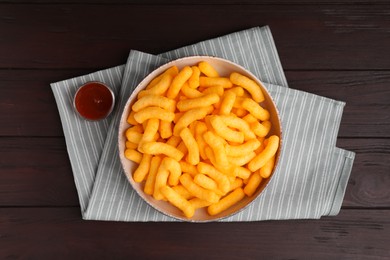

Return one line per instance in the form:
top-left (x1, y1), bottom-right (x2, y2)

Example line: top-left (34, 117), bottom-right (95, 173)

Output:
top-left (51, 26), bottom-right (355, 221)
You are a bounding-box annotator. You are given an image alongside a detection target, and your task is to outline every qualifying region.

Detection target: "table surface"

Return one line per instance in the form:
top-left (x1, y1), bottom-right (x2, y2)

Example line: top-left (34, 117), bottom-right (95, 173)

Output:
top-left (1, 1), bottom-right (389, 259)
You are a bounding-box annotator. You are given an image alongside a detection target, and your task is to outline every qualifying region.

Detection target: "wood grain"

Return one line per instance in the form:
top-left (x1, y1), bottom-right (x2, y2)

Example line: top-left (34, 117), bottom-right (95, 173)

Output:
top-left (285, 70), bottom-right (390, 138)
top-left (338, 138), bottom-right (390, 208)
top-left (0, 1), bottom-right (389, 258)
top-left (1, 0), bottom-right (390, 4)
top-left (0, 69), bottom-right (90, 137)
top-left (1, 70), bottom-right (389, 137)
top-left (0, 137), bottom-right (388, 208)
top-left (0, 207), bottom-right (389, 259)
top-left (0, 137), bottom-right (79, 206)
top-left (0, 5), bottom-right (389, 70)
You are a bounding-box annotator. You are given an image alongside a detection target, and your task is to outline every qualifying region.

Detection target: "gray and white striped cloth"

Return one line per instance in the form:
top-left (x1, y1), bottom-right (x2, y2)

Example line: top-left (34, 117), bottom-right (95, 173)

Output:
top-left (51, 26), bottom-right (355, 221)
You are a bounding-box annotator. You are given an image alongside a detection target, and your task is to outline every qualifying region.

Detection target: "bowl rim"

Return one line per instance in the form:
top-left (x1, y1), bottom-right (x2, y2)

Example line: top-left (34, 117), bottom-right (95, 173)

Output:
top-left (117, 55), bottom-right (283, 222)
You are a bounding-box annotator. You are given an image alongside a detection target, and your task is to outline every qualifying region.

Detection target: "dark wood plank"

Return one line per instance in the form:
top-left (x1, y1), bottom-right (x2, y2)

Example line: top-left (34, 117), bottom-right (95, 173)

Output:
top-left (0, 69), bottom-right (91, 137)
top-left (338, 138), bottom-right (390, 208)
top-left (1, 137), bottom-right (388, 208)
top-left (285, 70), bottom-right (390, 138)
top-left (1, 70), bottom-right (389, 137)
top-left (0, 207), bottom-right (389, 259)
top-left (0, 5), bottom-right (389, 70)
top-left (0, 137), bottom-right (79, 206)
top-left (1, 0), bottom-right (389, 4)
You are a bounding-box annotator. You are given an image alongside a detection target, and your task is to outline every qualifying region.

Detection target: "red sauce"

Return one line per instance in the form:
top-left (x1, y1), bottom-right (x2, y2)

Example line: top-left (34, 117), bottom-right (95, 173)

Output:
top-left (74, 82), bottom-right (114, 120)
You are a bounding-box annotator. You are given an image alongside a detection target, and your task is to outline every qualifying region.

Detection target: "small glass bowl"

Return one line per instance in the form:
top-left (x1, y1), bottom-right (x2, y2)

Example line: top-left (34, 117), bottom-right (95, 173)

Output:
top-left (73, 81), bottom-right (115, 121)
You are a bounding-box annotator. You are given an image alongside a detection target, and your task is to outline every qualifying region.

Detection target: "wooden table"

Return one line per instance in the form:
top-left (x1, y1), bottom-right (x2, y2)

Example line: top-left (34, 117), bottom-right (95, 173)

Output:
top-left (1, 1), bottom-right (389, 259)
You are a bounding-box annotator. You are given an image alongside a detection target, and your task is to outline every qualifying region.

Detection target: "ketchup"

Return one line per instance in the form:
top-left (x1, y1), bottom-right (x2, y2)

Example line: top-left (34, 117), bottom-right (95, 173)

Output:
top-left (74, 82), bottom-right (114, 121)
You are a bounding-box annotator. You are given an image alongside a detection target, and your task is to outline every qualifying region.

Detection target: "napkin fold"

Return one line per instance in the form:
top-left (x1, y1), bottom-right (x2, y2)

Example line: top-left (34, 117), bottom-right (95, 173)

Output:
top-left (51, 26), bottom-right (355, 222)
